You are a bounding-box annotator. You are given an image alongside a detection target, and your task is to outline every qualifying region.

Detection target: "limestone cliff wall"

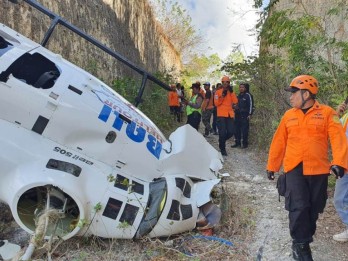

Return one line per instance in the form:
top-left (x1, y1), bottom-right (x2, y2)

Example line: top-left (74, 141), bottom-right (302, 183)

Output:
top-left (0, 0), bottom-right (182, 85)
top-left (269, 0), bottom-right (348, 41)
top-left (262, 0), bottom-right (348, 66)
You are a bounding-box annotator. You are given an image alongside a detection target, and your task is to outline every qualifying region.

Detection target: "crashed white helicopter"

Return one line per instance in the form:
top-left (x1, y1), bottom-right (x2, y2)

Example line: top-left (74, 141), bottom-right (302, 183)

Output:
top-left (0, 0), bottom-right (227, 254)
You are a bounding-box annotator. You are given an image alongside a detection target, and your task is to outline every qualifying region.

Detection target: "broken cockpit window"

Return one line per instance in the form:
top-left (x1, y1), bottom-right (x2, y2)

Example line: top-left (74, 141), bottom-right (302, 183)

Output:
top-left (135, 178), bottom-right (167, 238)
top-left (0, 35), bottom-right (13, 57)
top-left (0, 52), bottom-right (60, 89)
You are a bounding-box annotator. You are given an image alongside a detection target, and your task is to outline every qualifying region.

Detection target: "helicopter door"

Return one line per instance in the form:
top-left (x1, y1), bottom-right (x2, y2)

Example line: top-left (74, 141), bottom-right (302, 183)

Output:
top-left (87, 172), bottom-right (149, 238)
top-left (0, 50), bottom-right (65, 133)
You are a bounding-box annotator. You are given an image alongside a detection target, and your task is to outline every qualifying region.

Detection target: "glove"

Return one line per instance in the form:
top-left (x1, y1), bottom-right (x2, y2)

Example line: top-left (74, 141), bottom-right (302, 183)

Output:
top-left (267, 170), bottom-right (275, 180)
top-left (330, 165), bottom-right (345, 179)
top-left (222, 89), bottom-right (227, 97)
top-left (228, 86), bottom-right (233, 93)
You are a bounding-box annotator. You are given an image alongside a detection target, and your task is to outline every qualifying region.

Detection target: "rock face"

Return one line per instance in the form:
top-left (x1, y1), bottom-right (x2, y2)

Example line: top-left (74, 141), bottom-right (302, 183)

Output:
top-left (269, 0), bottom-right (348, 41)
top-left (0, 0), bottom-right (182, 84)
top-left (263, 0), bottom-right (348, 66)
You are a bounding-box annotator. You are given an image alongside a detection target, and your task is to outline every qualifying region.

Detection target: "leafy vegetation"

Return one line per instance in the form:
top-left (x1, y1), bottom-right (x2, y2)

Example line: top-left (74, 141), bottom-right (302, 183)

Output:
top-left (149, 0), bottom-right (227, 86)
top-left (149, 0), bottom-right (204, 63)
top-left (224, 0), bottom-right (348, 148)
top-left (181, 53), bottom-right (223, 86)
top-left (108, 1), bottom-right (348, 149)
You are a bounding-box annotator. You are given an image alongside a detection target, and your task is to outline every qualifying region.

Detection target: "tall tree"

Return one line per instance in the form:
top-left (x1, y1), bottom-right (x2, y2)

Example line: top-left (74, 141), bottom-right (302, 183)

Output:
top-left (149, 0), bottom-right (204, 63)
top-left (181, 53), bottom-right (222, 86)
top-left (223, 0), bottom-right (348, 149)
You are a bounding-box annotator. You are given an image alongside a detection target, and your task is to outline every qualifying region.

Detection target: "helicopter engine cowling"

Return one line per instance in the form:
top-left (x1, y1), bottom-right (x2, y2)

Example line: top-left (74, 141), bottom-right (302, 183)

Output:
top-left (0, 167), bottom-right (85, 240)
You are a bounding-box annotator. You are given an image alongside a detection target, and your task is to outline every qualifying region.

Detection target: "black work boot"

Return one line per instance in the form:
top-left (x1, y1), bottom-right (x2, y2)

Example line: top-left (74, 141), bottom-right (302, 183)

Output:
top-left (220, 149), bottom-right (227, 156)
top-left (292, 242), bottom-right (313, 261)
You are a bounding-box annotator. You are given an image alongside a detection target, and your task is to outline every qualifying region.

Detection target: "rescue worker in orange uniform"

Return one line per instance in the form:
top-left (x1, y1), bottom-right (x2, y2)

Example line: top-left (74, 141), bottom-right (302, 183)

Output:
top-left (266, 75), bottom-right (348, 261)
top-left (168, 84), bottom-right (180, 122)
top-left (214, 76), bottom-right (238, 156)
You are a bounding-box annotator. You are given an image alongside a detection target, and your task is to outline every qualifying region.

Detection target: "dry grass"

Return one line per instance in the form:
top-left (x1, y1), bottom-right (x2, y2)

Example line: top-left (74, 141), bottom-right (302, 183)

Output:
top-left (1, 181), bottom-right (256, 261)
top-left (0, 135), bottom-right (259, 260)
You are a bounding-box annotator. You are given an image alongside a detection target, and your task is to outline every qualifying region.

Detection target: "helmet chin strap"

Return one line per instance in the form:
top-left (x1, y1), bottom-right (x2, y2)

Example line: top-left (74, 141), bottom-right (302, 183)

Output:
top-left (300, 90), bottom-right (312, 109)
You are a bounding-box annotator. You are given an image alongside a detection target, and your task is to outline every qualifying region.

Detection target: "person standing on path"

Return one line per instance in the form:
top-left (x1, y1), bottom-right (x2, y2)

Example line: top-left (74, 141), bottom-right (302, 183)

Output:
top-left (333, 100), bottom-right (348, 242)
top-left (175, 82), bottom-right (184, 122)
top-left (202, 82), bottom-right (214, 137)
top-left (183, 83), bottom-right (203, 131)
top-left (231, 83), bottom-right (253, 148)
top-left (211, 83), bottom-right (221, 135)
top-left (266, 75), bottom-right (348, 261)
top-left (214, 76), bottom-right (238, 156)
top-left (168, 84), bottom-right (180, 122)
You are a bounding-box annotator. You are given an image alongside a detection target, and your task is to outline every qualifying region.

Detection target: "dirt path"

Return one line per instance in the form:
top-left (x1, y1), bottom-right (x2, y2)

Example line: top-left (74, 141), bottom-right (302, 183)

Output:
top-left (204, 133), bottom-right (348, 261)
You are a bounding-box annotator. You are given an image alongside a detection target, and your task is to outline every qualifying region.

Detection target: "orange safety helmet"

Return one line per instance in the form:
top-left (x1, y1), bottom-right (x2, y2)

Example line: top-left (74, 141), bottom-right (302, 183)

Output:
top-left (221, 75), bottom-right (230, 82)
top-left (287, 75), bottom-right (318, 95)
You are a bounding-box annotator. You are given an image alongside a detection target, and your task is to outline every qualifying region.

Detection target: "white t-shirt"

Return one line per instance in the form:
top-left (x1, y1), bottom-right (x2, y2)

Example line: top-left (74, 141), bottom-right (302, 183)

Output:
top-left (176, 89), bottom-right (183, 103)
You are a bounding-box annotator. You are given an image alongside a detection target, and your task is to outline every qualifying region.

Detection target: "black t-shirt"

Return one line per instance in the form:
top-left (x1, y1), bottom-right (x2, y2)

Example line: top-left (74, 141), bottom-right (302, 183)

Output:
top-left (205, 90), bottom-right (211, 100)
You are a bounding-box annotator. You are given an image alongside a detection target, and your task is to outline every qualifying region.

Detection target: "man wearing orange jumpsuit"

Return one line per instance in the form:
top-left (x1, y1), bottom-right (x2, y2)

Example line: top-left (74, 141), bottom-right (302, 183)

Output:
top-left (266, 75), bottom-right (348, 261)
top-left (214, 76), bottom-right (238, 156)
top-left (168, 84), bottom-right (180, 122)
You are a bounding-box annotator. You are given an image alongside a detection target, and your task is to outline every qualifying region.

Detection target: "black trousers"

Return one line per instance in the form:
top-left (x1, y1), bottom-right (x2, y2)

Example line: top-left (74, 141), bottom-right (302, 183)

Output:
top-left (187, 111), bottom-right (201, 131)
top-left (170, 106), bottom-right (180, 122)
top-left (217, 117), bottom-right (235, 151)
top-left (285, 163), bottom-right (328, 243)
top-left (212, 107), bottom-right (217, 132)
top-left (234, 114), bottom-right (249, 146)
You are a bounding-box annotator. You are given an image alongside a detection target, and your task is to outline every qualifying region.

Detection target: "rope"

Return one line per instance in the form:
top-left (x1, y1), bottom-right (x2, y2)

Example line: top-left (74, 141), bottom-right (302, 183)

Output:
top-left (17, 209), bottom-right (63, 261)
top-left (191, 235), bottom-right (234, 247)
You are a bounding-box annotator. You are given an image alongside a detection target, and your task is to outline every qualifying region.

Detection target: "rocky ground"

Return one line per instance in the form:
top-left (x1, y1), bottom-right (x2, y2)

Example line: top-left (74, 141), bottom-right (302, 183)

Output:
top-left (1, 130), bottom-right (348, 260)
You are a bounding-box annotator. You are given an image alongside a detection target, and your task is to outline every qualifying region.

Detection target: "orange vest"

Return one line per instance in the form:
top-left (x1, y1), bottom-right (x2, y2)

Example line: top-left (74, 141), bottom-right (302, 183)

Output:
top-left (202, 90), bottom-right (214, 110)
top-left (267, 101), bottom-right (348, 175)
top-left (200, 88), bottom-right (205, 99)
top-left (168, 91), bottom-right (179, 106)
top-left (214, 88), bottom-right (238, 117)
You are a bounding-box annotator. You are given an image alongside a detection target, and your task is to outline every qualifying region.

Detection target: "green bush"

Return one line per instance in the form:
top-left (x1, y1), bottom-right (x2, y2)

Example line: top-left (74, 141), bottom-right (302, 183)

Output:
top-left (223, 2), bottom-right (348, 150)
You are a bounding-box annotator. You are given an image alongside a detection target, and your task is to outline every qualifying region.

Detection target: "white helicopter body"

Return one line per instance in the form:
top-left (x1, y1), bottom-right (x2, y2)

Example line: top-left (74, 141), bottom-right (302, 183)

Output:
top-left (0, 21), bottom-right (225, 242)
